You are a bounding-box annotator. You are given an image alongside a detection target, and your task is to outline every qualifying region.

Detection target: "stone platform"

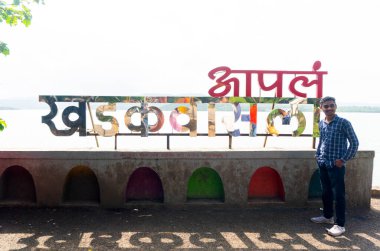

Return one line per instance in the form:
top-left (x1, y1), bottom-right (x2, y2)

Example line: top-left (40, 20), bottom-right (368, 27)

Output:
top-left (0, 150), bottom-right (375, 208)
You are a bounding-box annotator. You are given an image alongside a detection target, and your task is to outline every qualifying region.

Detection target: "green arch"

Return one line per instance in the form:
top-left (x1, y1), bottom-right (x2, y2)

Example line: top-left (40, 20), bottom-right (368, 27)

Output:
top-left (308, 169), bottom-right (322, 199)
top-left (187, 167), bottom-right (225, 201)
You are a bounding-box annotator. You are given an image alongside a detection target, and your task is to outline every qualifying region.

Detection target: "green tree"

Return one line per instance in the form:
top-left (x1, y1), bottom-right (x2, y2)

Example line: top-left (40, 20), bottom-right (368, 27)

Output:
top-left (1, 0), bottom-right (41, 131)
top-left (0, 117), bottom-right (6, 131)
top-left (0, 0), bottom-right (41, 56)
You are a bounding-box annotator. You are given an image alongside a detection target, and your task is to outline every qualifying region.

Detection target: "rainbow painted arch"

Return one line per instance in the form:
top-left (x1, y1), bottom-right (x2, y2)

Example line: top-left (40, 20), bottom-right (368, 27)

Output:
top-left (0, 165), bottom-right (321, 204)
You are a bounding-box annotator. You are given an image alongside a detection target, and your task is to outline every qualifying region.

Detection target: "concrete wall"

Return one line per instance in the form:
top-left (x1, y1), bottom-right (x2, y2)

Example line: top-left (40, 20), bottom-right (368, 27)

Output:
top-left (0, 150), bottom-right (374, 208)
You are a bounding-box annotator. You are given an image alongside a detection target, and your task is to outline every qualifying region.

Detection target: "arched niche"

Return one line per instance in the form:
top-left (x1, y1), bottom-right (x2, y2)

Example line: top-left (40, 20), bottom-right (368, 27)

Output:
top-left (187, 167), bottom-right (225, 202)
top-left (308, 169), bottom-right (322, 199)
top-left (0, 165), bottom-right (36, 203)
top-left (63, 166), bottom-right (100, 204)
top-left (125, 167), bottom-right (164, 202)
top-left (248, 166), bottom-right (285, 201)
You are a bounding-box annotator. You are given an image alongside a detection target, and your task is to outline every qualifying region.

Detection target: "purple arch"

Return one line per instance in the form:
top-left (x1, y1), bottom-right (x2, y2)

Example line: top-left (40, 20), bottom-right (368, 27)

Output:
top-left (126, 167), bottom-right (164, 202)
top-left (0, 165), bottom-right (36, 203)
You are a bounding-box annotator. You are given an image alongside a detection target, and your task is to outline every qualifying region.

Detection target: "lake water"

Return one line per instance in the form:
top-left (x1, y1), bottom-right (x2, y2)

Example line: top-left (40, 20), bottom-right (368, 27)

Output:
top-left (0, 109), bottom-right (378, 186)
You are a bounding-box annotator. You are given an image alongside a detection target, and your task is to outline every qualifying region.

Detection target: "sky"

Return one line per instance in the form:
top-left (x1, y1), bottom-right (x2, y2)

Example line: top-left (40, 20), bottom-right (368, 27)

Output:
top-left (1, 0), bottom-right (380, 105)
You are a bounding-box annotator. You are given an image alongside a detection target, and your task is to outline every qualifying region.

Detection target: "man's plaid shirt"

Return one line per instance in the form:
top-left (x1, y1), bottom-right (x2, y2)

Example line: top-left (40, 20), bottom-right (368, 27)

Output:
top-left (316, 115), bottom-right (359, 168)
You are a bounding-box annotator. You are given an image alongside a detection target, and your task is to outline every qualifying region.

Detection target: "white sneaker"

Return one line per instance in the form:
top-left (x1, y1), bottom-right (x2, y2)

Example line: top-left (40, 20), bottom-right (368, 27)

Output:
top-left (327, 224), bottom-right (346, 236)
top-left (310, 215), bottom-right (334, 224)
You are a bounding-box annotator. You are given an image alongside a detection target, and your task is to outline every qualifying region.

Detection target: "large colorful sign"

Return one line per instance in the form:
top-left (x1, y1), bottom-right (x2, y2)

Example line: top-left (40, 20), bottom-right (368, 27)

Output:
top-left (39, 61), bottom-right (327, 142)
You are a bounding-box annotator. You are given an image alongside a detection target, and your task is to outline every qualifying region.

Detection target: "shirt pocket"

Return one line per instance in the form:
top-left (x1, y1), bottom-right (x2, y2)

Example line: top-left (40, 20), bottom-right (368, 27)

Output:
top-left (329, 126), bottom-right (344, 140)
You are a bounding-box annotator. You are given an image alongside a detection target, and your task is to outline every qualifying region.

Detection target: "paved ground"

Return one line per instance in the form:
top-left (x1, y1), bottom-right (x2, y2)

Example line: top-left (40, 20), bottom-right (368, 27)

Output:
top-left (1, 198), bottom-right (380, 250)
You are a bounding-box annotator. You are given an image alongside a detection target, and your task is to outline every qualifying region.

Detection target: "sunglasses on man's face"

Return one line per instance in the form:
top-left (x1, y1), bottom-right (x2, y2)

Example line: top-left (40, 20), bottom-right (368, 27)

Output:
top-left (322, 104), bottom-right (336, 109)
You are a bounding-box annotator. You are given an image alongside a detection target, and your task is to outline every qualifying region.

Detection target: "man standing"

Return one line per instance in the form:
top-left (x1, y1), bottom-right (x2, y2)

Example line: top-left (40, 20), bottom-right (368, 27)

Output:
top-left (310, 96), bottom-right (359, 237)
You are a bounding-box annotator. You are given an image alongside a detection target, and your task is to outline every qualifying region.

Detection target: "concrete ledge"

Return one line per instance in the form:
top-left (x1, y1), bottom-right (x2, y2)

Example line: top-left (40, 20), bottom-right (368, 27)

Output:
top-left (0, 149), bottom-right (375, 160)
top-left (372, 186), bottom-right (380, 198)
top-left (0, 150), bottom-right (375, 208)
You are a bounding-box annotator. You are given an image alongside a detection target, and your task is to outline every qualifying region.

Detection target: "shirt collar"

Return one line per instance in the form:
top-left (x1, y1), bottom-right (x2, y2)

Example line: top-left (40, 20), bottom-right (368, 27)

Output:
top-left (324, 114), bottom-right (339, 125)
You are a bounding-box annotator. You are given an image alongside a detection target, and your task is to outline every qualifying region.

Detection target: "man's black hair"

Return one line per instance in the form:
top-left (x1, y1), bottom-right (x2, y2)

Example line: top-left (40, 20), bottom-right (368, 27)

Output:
top-left (320, 96), bottom-right (336, 105)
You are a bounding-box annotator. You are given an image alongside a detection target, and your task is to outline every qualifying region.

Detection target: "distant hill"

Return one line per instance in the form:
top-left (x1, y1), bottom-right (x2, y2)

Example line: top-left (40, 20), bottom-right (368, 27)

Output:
top-left (336, 106), bottom-right (380, 113)
top-left (0, 98), bottom-right (46, 110)
top-left (1, 97), bottom-right (380, 113)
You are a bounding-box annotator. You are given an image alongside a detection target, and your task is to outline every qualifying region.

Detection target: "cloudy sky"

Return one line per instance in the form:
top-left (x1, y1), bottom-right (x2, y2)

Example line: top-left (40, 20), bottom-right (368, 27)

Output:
top-left (1, 0), bottom-right (379, 104)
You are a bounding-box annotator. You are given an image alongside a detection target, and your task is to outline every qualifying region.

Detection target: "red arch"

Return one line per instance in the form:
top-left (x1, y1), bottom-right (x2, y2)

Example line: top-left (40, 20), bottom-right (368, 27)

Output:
top-left (248, 166), bottom-right (285, 201)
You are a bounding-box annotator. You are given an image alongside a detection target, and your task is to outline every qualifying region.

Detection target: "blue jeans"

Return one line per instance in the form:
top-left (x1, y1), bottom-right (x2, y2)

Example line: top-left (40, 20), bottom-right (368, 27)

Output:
top-left (319, 163), bottom-right (346, 227)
